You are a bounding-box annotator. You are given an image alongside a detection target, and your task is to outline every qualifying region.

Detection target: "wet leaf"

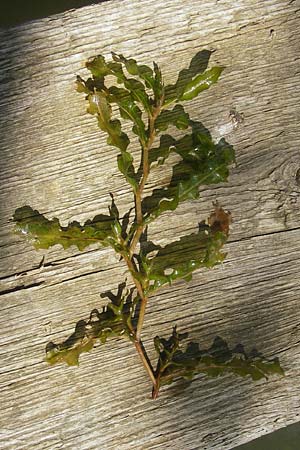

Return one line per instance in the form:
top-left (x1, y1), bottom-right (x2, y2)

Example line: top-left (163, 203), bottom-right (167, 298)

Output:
top-left (46, 294), bottom-right (135, 366)
top-left (146, 206), bottom-right (230, 292)
top-left (88, 91), bottom-right (130, 152)
top-left (178, 67), bottom-right (224, 101)
top-left (13, 206), bottom-right (119, 252)
top-left (155, 104), bottom-right (190, 132)
top-left (149, 134), bottom-right (175, 167)
top-left (75, 75), bottom-right (90, 94)
top-left (153, 61), bottom-right (164, 103)
top-left (109, 86), bottom-right (147, 144)
top-left (117, 151), bottom-right (138, 191)
top-left (153, 329), bottom-right (284, 396)
top-left (143, 132), bottom-right (235, 222)
top-left (111, 52), bottom-right (164, 107)
top-left (86, 54), bottom-right (126, 83)
top-left (163, 50), bottom-right (216, 105)
top-left (112, 52), bottom-right (155, 90)
top-left (81, 54), bottom-right (152, 112)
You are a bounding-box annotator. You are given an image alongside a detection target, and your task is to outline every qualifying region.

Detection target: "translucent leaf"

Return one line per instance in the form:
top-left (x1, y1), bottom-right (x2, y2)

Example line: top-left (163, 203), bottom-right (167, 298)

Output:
top-left (178, 67), bottom-right (224, 101)
top-left (146, 206), bottom-right (231, 292)
top-left (163, 50), bottom-right (215, 105)
top-left (143, 132), bottom-right (235, 222)
top-left (153, 328), bottom-right (284, 397)
top-left (112, 53), bottom-right (164, 106)
top-left (109, 86), bottom-right (147, 144)
top-left (117, 151), bottom-right (138, 191)
top-left (13, 206), bottom-right (119, 251)
top-left (153, 61), bottom-right (164, 102)
top-left (86, 54), bottom-right (111, 78)
top-left (88, 91), bottom-right (130, 152)
top-left (84, 54), bottom-right (152, 109)
top-left (86, 54), bottom-right (126, 83)
top-left (149, 134), bottom-right (175, 167)
top-left (128, 82), bottom-right (152, 113)
top-left (75, 75), bottom-right (90, 94)
top-left (112, 52), bottom-right (155, 90)
top-left (154, 104), bottom-right (190, 132)
top-left (46, 295), bottom-right (135, 366)
top-left (115, 77), bottom-right (152, 113)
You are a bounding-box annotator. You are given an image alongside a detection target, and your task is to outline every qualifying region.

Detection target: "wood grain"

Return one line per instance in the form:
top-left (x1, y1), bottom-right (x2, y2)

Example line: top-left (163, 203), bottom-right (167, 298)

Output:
top-left (0, 0), bottom-right (300, 449)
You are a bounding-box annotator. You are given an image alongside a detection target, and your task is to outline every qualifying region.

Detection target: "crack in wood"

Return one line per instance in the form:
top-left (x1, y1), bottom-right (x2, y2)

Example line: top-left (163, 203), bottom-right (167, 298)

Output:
top-left (0, 281), bottom-right (44, 295)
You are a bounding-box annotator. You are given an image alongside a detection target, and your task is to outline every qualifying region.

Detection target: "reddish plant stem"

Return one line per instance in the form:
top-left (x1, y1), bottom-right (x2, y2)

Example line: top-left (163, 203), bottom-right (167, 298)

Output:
top-left (123, 98), bottom-right (164, 394)
top-left (134, 340), bottom-right (157, 387)
top-left (129, 100), bottom-right (163, 257)
top-left (122, 253), bottom-right (157, 390)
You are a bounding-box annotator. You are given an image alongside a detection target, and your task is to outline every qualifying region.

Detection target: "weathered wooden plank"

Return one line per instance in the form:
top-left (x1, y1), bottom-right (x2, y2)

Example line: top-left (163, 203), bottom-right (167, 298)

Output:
top-left (0, 0), bottom-right (300, 449)
top-left (0, 1), bottom-right (299, 279)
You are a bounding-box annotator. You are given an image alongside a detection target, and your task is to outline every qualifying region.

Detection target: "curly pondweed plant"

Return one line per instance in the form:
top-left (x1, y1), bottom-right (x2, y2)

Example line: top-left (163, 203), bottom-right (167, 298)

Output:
top-left (13, 52), bottom-right (283, 398)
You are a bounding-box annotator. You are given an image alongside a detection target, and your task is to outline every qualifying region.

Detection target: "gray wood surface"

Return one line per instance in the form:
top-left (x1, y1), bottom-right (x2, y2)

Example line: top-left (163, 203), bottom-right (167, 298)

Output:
top-left (1, 0), bottom-right (300, 449)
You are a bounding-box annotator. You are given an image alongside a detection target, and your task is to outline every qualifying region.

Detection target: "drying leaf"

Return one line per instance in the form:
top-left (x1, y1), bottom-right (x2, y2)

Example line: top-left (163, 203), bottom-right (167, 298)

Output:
top-left (13, 206), bottom-right (120, 252)
top-left (208, 204), bottom-right (232, 235)
top-left (46, 295), bottom-right (135, 366)
top-left (153, 328), bottom-right (284, 397)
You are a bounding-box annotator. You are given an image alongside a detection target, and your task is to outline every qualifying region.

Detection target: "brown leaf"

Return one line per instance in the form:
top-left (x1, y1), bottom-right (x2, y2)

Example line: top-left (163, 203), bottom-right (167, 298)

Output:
top-left (208, 204), bottom-right (231, 236)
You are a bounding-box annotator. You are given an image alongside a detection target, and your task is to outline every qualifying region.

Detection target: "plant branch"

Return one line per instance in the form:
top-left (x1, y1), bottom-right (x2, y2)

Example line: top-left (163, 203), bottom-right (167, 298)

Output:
top-left (128, 100), bottom-right (165, 343)
top-left (130, 98), bottom-right (164, 257)
top-left (122, 252), bottom-right (149, 341)
top-left (134, 339), bottom-right (157, 387)
top-left (123, 253), bottom-right (145, 302)
top-left (121, 98), bottom-right (165, 389)
top-left (152, 380), bottom-right (160, 399)
top-left (122, 252), bottom-right (156, 387)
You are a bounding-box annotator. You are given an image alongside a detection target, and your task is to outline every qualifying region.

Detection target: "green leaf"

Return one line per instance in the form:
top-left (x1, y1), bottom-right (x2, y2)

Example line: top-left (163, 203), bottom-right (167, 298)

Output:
top-left (46, 294), bottom-right (135, 366)
top-left (153, 61), bottom-right (164, 102)
top-left (178, 67), bottom-right (224, 101)
top-left (88, 91), bottom-right (130, 152)
top-left (79, 53), bottom-right (156, 118)
top-left (146, 206), bottom-right (231, 292)
top-left (112, 77), bottom-right (152, 113)
top-left (75, 75), bottom-right (91, 94)
top-left (143, 132), bottom-right (235, 222)
top-left (109, 86), bottom-right (147, 144)
top-left (163, 50), bottom-right (216, 106)
top-left (149, 134), bottom-right (176, 167)
top-left (112, 52), bottom-right (155, 90)
top-left (154, 104), bottom-right (190, 132)
top-left (86, 54), bottom-right (111, 78)
top-left (13, 206), bottom-right (120, 252)
top-left (111, 52), bottom-right (164, 107)
top-left (153, 329), bottom-right (284, 397)
top-left (86, 54), bottom-right (126, 83)
top-left (117, 151), bottom-right (138, 191)
top-left (128, 81), bottom-right (152, 113)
